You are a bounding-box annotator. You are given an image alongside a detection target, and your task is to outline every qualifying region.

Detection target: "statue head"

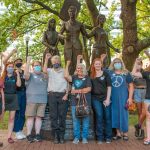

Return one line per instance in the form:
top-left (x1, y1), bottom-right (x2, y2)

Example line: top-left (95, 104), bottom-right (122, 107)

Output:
top-left (48, 18), bottom-right (56, 30)
top-left (68, 5), bottom-right (77, 19)
top-left (97, 14), bottom-right (106, 26)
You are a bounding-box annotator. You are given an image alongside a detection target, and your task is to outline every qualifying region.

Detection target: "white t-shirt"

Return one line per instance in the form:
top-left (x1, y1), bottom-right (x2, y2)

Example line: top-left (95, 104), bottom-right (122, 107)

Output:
top-left (47, 68), bottom-right (68, 92)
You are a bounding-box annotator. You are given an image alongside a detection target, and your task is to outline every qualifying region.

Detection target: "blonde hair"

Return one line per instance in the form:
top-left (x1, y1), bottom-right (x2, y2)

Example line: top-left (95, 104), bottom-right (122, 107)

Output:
top-left (75, 63), bottom-right (87, 76)
top-left (51, 55), bottom-right (61, 64)
top-left (109, 58), bottom-right (128, 74)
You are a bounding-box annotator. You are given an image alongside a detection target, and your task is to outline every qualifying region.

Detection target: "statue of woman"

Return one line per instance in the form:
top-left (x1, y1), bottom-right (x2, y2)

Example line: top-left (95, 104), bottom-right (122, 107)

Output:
top-left (87, 14), bottom-right (119, 66)
top-left (42, 18), bottom-right (63, 66)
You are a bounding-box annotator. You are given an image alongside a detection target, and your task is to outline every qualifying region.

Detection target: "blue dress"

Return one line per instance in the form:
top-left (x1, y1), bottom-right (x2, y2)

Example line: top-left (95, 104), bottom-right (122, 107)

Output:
top-left (108, 71), bottom-right (133, 132)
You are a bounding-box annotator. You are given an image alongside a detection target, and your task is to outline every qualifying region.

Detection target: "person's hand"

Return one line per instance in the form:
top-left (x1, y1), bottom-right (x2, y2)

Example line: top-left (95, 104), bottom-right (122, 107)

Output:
top-left (27, 56), bottom-right (32, 64)
top-left (100, 54), bottom-right (107, 61)
top-left (62, 94), bottom-right (68, 101)
top-left (77, 55), bottom-right (83, 61)
top-left (103, 99), bottom-right (111, 107)
top-left (127, 98), bottom-right (133, 106)
top-left (45, 53), bottom-right (52, 61)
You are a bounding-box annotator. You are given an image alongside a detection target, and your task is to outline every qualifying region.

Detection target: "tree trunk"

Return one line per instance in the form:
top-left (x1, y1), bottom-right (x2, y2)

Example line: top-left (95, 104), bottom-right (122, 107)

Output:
top-left (120, 0), bottom-right (138, 71)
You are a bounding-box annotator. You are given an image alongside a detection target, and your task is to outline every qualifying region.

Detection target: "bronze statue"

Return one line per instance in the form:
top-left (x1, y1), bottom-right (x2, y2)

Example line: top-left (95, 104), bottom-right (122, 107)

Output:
top-left (59, 5), bottom-right (87, 75)
top-left (42, 18), bottom-right (63, 66)
top-left (87, 14), bottom-right (119, 66)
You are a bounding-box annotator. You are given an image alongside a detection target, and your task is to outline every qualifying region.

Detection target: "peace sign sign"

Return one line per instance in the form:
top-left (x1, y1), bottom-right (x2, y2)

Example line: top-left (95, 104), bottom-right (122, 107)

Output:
top-left (111, 75), bottom-right (123, 87)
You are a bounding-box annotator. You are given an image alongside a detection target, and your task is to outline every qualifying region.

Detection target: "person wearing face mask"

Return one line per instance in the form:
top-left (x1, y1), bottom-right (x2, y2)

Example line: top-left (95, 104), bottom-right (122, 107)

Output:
top-left (43, 54), bottom-right (69, 144)
top-left (107, 58), bottom-right (134, 141)
top-left (24, 57), bottom-right (48, 143)
top-left (1, 62), bottom-right (21, 143)
top-left (132, 58), bottom-right (146, 139)
top-left (13, 58), bottom-right (26, 140)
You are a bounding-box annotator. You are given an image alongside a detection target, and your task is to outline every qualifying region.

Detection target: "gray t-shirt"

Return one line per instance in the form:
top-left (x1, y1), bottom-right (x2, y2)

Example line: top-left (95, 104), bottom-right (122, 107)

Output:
top-left (26, 73), bottom-right (48, 104)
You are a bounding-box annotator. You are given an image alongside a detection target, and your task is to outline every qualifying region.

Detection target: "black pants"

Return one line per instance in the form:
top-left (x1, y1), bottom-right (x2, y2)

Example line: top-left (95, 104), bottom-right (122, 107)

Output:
top-left (48, 92), bottom-right (68, 136)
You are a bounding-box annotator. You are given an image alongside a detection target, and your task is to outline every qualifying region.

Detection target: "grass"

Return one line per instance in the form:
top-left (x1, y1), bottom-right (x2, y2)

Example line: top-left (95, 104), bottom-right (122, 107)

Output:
top-left (0, 112), bottom-right (138, 130)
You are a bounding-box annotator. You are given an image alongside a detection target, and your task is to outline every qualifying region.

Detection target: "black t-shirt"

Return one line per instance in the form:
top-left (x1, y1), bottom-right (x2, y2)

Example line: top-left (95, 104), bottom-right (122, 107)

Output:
top-left (142, 71), bottom-right (150, 99)
top-left (15, 70), bottom-right (26, 91)
top-left (71, 75), bottom-right (92, 106)
top-left (4, 75), bottom-right (17, 94)
top-left (91, 71), bottom-right (112, 101)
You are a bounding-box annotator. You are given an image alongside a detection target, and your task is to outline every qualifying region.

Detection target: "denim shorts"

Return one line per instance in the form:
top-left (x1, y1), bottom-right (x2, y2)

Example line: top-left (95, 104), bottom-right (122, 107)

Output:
top-left (144, 99), bottom-right (150, 104)
top-left (134, 89), bottom-right (146, 103)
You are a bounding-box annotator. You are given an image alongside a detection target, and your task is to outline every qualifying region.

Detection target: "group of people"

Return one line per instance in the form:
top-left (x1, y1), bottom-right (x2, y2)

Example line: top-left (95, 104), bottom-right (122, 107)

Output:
top-left (0, 49), bottom-right (150, 146)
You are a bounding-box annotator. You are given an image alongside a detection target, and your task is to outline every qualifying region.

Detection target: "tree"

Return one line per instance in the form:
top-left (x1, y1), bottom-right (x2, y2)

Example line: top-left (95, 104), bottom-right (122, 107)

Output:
top-left (0, 0), bottom-right (150, 70)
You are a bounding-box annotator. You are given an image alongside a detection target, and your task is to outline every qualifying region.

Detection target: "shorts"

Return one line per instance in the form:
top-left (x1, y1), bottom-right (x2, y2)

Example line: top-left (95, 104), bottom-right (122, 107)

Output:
top-left (26, 103), bottom-right (46, 117)
top-left (144, 99), bottom-right (150, 104)
top-left (134, 89), bottom-right (146, 103)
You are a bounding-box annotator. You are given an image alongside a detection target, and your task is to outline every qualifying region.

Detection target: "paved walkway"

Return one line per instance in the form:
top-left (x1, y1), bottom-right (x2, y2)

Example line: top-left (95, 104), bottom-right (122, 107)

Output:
top-left (0, 127), bottom-right (150, 150)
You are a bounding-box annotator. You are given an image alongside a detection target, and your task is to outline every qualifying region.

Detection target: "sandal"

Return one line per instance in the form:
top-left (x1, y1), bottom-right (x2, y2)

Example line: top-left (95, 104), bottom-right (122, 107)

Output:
top-left (144, 139), bottom-right (150, 145)
top-left (123, 135), bottom-right (129, 141)
top-left (8, 138), bottom-right (14, 144)
top-left (113, 136), bottom-right (122, 140)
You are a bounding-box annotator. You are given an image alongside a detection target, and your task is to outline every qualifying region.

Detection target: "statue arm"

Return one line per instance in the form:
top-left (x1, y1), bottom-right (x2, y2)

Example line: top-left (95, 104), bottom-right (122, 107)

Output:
top-left (86, 28), bottom-right (95, 38)
top-left (106, 33), bottom-right (119, 53)
top-left (80, 24), bottom-right (88, 48)
top-left (59, 22), bottom-right (66, 39)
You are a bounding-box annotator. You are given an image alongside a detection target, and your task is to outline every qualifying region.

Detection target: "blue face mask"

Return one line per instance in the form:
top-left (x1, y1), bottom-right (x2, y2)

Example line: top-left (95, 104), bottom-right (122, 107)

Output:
top-left (53, 63), bottom-right (60, 69)
top-left (114, 63), bottom-right (122, 70)
top-left (7, 68), bottom-right (14, 74)
top-left (34, 66), bottom-right (41, 73)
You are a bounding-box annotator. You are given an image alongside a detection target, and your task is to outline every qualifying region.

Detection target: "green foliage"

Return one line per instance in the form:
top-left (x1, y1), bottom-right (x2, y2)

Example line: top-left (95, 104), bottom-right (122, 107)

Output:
top-left (0, 0), bottom-right (149, 63)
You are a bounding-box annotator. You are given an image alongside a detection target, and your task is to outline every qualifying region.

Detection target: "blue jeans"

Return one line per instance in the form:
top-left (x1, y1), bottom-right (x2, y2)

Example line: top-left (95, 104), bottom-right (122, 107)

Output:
top-left (13, 91), bottom-right (26, 132)
top-left (71, 106), bottom-right (90, 139)
top-left (92, 98), bottom-right (112, 141)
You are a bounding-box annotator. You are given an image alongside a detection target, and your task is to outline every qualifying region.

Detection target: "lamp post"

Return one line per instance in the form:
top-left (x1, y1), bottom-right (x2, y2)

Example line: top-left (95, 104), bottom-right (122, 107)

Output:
top-left (25, 35), bottom-right (30, 62)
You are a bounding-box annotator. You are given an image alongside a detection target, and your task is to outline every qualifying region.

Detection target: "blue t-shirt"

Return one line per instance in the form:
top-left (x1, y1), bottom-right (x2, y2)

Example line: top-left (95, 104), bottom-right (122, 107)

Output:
top-left (71, 75), bottom-right (92, 106)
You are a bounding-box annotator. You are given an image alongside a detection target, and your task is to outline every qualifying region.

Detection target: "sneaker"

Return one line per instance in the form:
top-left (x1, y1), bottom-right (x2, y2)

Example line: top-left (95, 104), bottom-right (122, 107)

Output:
top-left (134, 124), bottom-right (140, 137)
top-left (27, 135), bottom-right (34, 143)
top-left (15, 132), bottom-right (26, 140)
top-left (106, 139), bottom-right (112, 144)
top-left (82, 138), bottom-right (88, 144)
top-left (144, 139), bottom-right (150, 145)
top-left (19, 131), bottom-right (26, 139)
top-left (34, 134), bottom-right (42, 142)
top-left (8, 138), bottom-right (15, 144)
top-left (73, 138), bottom-right (79, 144)
top-left (97, 141), bottom-right (103, 144)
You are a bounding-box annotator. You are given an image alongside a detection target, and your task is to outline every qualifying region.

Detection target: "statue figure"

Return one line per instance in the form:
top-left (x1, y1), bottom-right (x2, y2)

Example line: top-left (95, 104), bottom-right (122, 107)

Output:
top-left (59, 5), bottom-right (87, 75)
top-left (42, 18), bottom-right (63, 67)
top-left (87, 14), bottom-right (119, 66)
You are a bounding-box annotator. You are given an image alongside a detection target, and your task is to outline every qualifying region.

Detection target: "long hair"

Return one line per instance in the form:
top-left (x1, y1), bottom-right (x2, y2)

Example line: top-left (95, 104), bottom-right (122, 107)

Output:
top-left (109, 58), bottom-right (128, 74)
top-left (1, 61), bottom-right (14, 80)
top-left (90, 58), bottom-right (102, 79)
top-left (74, 63), bottom-right (87, 76)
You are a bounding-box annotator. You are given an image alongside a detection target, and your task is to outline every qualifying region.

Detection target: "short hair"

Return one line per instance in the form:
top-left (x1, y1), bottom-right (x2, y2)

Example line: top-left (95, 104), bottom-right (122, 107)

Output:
top-left (51, 55), bottom-right (61, 64)
top-left (14, 58), bottom-right (23, 63)
top-left (32, 61), bottom-right (42, 67)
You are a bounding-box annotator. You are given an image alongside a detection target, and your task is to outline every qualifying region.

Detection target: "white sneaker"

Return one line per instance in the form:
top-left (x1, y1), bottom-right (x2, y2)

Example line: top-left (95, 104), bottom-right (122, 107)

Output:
top-left (19, 131), bottom-right (26, 139)
top-left (15, 132), bottom-right (26, 140)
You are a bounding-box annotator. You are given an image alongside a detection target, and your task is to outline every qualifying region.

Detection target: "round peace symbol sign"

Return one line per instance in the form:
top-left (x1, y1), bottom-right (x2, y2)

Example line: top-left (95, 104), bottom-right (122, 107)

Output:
top-left (111, 76), bottom-right (123, 87)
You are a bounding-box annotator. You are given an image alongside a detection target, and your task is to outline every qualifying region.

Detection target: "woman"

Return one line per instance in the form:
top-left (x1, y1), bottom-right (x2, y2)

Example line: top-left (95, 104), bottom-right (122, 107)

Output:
top-left (132, 58), bottom-right (146, 139)
top-left (0, 66), bottom-right (5, 147)
top-left (65, 55), bottom-right (92, 144)
top-left (108, 58), bottom-right (134, 140)
top-left (133, 58), bottom-right (150, 145)
top-left (2, 62), bottom-right (21, 143)
top-left (90, 58), bottom-right (112, 144)
top-left (13, 58), bottom-right (26, 140)
top-left (43, 54), bottom-right (69, 144)
top-left (24, 57), bottom-right (48, 143)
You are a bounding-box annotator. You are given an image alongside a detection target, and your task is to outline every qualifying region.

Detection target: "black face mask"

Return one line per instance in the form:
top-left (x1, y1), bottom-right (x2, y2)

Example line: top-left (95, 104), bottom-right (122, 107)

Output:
top-left (15, 63), bottom-right (22, 68)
